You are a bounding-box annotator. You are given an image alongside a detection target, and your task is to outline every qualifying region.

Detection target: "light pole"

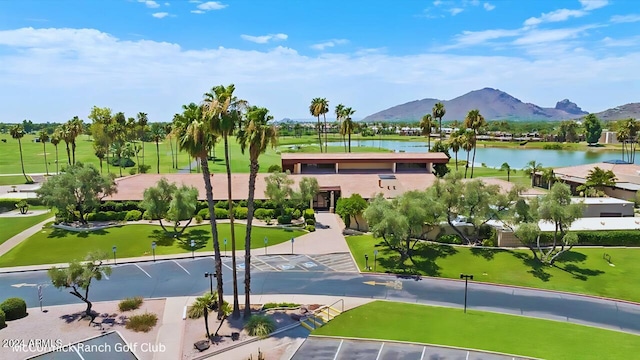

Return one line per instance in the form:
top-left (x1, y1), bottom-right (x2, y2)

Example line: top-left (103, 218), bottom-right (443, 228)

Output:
top-left (365, 254), bottom-right (369, 271)
top-left (224, 238), bottom-right (227, 254)
top-left (264, 237), bottom-right (268, 255)
top-left (112, 246), bottom-right (117, 265)
top-left (151, 242), bottom-right (156, 262)
top-left (204, 272), bottom-right (214, 295)
top-left (191, 240), bottom-right (195, 259)
top-left (291, 238), bottom-right (294, 254)
top-left (374, 250), bottom-right (378, 272)
top-left (460, 273), bottom-right (474, 313)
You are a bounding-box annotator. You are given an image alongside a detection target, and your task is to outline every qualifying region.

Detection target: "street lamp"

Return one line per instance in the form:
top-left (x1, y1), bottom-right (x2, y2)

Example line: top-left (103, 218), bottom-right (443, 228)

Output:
top-left (460, 273), bottom-right (474, 313)
top-left (374, 250), bottom-right (378, 272)
top-left (151, 242), bottom-right (156, 262)
top-left (365, 254), bottom-right (369, 271)
top-left (112, 246), bottom-right (117, 265)
top-left (204, 272), bottom-right (215, 295)
top-left (291, 238), bottom-right (294, 254)
top-left (224, 238), bottom-right (227, 254)
top-left (191, 240), bottom-right (195, 259)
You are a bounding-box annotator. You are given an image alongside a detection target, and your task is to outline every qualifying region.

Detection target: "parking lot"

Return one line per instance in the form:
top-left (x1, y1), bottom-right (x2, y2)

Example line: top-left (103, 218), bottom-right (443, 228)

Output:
top-left (291, 337), bottom-right (534, 360)
top-left (28, 331), bottom-right (138, 360)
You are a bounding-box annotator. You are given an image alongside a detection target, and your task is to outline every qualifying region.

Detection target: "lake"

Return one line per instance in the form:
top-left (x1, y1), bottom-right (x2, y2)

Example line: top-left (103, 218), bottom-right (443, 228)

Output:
top-left (326, 140), bottom-right (628, 169)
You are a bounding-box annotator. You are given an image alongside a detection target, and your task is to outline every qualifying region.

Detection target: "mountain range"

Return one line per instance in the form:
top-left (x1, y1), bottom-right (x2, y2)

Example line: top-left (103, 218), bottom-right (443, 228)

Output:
top-left (361, 88), bottom-right (639, 122)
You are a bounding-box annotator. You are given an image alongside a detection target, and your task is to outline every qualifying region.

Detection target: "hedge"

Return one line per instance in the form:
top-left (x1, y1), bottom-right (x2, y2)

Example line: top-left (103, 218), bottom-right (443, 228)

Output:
top-left (197, 208), bottom-right (210, 220)
top-left (254, 208), bottom-right (275, 220)
top-left (0, 198), bottom-right (42, 213)
top-left (305, 218), bottom-right (315, 226)
top-left (305, 225), bottom-right (315, 232)
top-left (539, 230), bottom-right (640, 246)
top-left (214, 208), bottom-right (229, 219)
top-left (0, 298), bottom-right (27, 321)
top-left (124, 210), bottom-right (142, 221)
top-left (277, 214), bottom-right (292, 224)
top-left (234, 207), bottom-right (248, 220)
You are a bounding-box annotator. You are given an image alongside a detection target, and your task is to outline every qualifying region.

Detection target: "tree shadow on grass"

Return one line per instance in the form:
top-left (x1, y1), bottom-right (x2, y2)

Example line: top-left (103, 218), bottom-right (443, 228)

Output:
top-left (553, 263), bottom-right (605, 281)
top-left (149, 229), bottom-right (177, 246)
top-left (511, 251), bottom-right (552, 282)
top-left (377, 242), bottom-right (458, 277)
top-left (176, 229), bottom-right (210, 251)
top-left (47, 228), bottom-right (70, 239)
top-left (75, 229), bottom-right (108, 238)
top-left (553, 250), bottom-right (587, 264)
top-left (469, 247), bottom-right (509, 261)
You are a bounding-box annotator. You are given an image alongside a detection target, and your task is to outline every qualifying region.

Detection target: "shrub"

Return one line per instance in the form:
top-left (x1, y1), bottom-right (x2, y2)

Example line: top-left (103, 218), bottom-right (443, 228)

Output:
top-left (237, 200), bottom-right (248, 207)
top-left (195, 215), bottom-right (203, 224)
top-left (116, 211), bottom-right (128, 221)
top-left (119, 296), bottom-right (144, 312)
top-left (303, 208), bottom-right (315, 220)
top-left (543, 143), bottom-right (564, 150)
top-left (105, 211), bottom-right (117, 221)
top-left (214, 200), bottom-right (228, 209)
top-left (277, 214), bottom-right (292, 224)
top-left (0, 298), bottom-right (27, 321)
top-left (305, 225), bottom-right (315, 232)
top-left (114, 202), bottom-right (124, 212)
top-left (124, 210), bottom-right (142, 221)
top-left (262, 302), bottom-right (300, 310)
top-left (234, 207), bottom-right (248, 219)
top-left (482, 239), bottom-right (495, 247)
top-left (196, 201), bottom-right (208, 212)
top-left (0, 309), bottom-right (5, 328)
top-left (292, 209), bottom-right (302, 219)
top-left (125, 312), bottom-right (158, 332)
top-left (15, 200), bottom-right (29, 214)
top-left (197, 208), bottom-right (210, 220)
top-left (254, 208), bottom-right (275, 220)
top-left (214, 208), bottom-right (229, 219)
top-left (253, 199), bottom-right (264, 209)
top-left (129, 168), bottom-right (137, 176)
top-left (267, 165), bottom-right (282, 173)
top-left (142, 210), bottom-right (153, 221)
top-left (539, 230), bottom-right (640, 246)
top-left (436, 234), bottom-right (463, 245)
top-left (86, 213), bottom-right (97, 221)
top-left (138, 164), bottom-right (151, 174)
top-left (244, 315), bottom-right (276, 338)
top-left (261, 200), bottom-right (278, 210)
top-left (305, 218), bottom-right (315, 226)
top-left (93, 212), bottom-right (107, 221)
top-left (101, 201), bottom-right (117, 212)
top-left (123, 201), bottom-right (141, 211)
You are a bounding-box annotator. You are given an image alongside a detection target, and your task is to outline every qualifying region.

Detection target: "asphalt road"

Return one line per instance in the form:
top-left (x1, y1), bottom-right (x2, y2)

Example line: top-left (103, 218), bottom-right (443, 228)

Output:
top-left (2, 255), bottom-right (640, 335)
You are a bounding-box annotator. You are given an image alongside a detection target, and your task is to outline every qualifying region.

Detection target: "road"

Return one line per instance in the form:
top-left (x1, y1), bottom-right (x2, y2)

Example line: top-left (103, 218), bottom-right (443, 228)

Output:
top-left (1, 255), bottom-right (640, 336)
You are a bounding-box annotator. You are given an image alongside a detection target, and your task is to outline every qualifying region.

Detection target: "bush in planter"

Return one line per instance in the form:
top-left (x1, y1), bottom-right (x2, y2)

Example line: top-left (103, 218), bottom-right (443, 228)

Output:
top-left (195, 215), bottom-right (203, 224)
top-left (197, 208), bottom-right (210, 220)
top-left (234, 207), bottom-right (248, 220)
top-left (125, 312), bottom-right (158, 332)
top-left (277, 214), bottom-right (292, 224)
top-left (254, 208), bottom-right (274, 220)
top-left (292, 209), bottom-right (302, 219)
top-left (237, 200), bottom-right (248, 207)
top-left (214, 208), bottom-right (229, 219)
top-left (119, 296), bottom-right (144, 311)
top-left (0, 309), bottom-right (5, 328)
top-left (305, 218), bottom-right (315, 226)
top-left (124, 210), bottom-right (142, 221)
top-left (244, 315), bottom-right (276, 338)
top-left (305, 225), bottom-right (315, 232)
top-left (303, 208), bottom-right (315, 220)
top-left (1, 297), bottom-right (27, 321)
top-left (142, 210), bottom-right (153, 221)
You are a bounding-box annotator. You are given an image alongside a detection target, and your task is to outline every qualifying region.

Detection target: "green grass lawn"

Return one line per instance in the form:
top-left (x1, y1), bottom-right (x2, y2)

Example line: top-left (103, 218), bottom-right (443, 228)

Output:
top-left (348, 235), bottom-right (640, 302)
top-left (0, 175), bottom-right (33, 185)
top-left (313, 301), bottom-right (639, 360)
top-left (0, 223), bottom-right (304, 267)
top-left (0, 212), bottom-right (54, 246)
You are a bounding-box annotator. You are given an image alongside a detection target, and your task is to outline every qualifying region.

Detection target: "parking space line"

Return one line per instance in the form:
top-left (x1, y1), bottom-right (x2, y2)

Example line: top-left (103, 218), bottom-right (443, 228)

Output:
top-left (135, 264), bottom-right (152, 278)
top-left (222, 263), bottom-right (233, 271)
top-left (305, 255), bottom-right (339, 272)
top-left (253, 257), bottom-right (280, 271)
top-left (420, 346), bottom-right (426, 360)
top-left (75, 346), bottom-right (87, 360)
top-left (466, 351), bottom-right (470, 360)
top-left (375, 343), bottom-right (385, 360)
top-left (172, 260), bottom-right (191, 275)
top-left (333, 339), bottom-right (343, 360)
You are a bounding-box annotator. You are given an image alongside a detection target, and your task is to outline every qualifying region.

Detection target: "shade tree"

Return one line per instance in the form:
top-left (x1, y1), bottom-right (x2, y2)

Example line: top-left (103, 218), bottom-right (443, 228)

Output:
top-left (335, 193), bottom-right (368, 230)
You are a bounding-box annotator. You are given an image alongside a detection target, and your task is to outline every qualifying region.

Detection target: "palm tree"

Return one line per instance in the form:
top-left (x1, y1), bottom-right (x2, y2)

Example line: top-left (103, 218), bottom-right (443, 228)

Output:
top-left (461, 130), bottom-right (474, 178)
top-left (203, 84), bottom-right (245, 319)
top-left (60, 124), bottom-right (72, 165)
top-left (50, 131), bottom-right (61, 174)
top-left (335, 104), bottom-right (346, 152)
top-left (341, 107), bottom-right (356, 153)
top-left (319, 98), bottom-right (329, 152)
top-left (188, 292), bottom-right (215, 340)
top-left (500, 162), bottom-right (515, 182)
top-left (94, 144), bottom-right (106, 174)
top-left (432, 102), bottom-right (446, 138)
top-left (579, 166), bottom-right (617, 196)
top-left (447, 131), bottom-right (462, 171)
top-left (165, 123), bottom-right (175, 169)
top-left (309, 98), bottom-right (325, 152)
top-left (420, 114), bottom-right (434, 151)
top-left (68, 116), bottom-right (84, 165)
top-left (150, 123), bottom-right (165, 174)
top-left (173, 103), bottom-right (225, 320)
top-left (10, 125), bottom-right (28, 183)
top-left (237, 105), bottom-right (278, 318)
top-left (524, 160), bottom-right (544, 188)
top-left (137, 112), bottom-right (149, 167)
top-left (38, 130), bottom-right (50, 175)
top-left (463, 109), bottom-right (486, 178)
top-left (541, 167), bottom-right (556, 190)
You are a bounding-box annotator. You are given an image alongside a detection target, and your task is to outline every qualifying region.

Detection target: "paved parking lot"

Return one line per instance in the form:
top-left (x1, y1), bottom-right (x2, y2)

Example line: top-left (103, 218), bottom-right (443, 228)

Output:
top-left (291, 337), bottom-right (534, 360)
top-left (28, 331), bottom-right (138, 360)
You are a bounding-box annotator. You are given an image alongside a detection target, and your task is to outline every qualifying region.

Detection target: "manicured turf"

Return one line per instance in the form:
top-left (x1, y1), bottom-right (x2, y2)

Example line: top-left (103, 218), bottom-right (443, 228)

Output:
top-left (0, 212), bottom-right (54, 245)
top-left (0, 175), bottom-right (32, 185)
top-left (313, 301), bottom-right (639, 360)
top-left (0, 223), bottom-right (304, 267)
top-left (347, 235), bottom-right (640, 302)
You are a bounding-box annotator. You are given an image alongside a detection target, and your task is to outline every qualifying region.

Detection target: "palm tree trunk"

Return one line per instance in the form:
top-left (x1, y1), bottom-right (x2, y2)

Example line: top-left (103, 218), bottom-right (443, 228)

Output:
top-left (135, 145), bottom-right (140, 173)
top-left (72, 142), bottom-right (76, 165)
top-left (348, 132), bottom-right (352, 153)
top-left (65, 143), bottom-right (71, 165)
top-left (99, 158), bottom-right (103, 174)
top-left (343, 133), bottom-right (347, 153)
top-left (18, 139), bottom-right (28, 183)
top-left (43, 142), bottom-right (49, 175)
top-left (316, 116), bottom-right (323, 153)
top-left (200, 154), bottom-right (224, 320)
top-left (170, 139), bottom-right (175, 169)
top-left (156, 141), bottom-right (160, 174)
top-left (106, 142), bottom-right (110, 174)
top-left (323, 114), bottom-right (328, 153)
top-left (439, 118), bottom-right (443, 138)
top-left (427, 135), bottom-right (431, 151)
top-left (204, 311), bottom-right (210, 340)
top-left (244, 158), bottom-right (259, 319)
top-left (223, 137), bottom-right (240, 319)
top-left (470, 143), bottom-right (477, 178)
top-left (55, 146), bottom-right (59, 174)
top-left (465, 150), bottom-right (470, 178)
top-left (142, 141), bottom-right (145, 166)
top-left (454, 150), bottom-right (458, 171)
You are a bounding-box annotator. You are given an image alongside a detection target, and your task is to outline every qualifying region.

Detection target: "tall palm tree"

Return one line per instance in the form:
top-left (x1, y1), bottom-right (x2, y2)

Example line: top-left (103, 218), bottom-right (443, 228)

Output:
top-left (461, 130), bottom-right (474, 178)
top-left (524, 160), bottom-right (544, 188)
top-left (137, 112), bottom-right (149, 167)
top-left (38, 130), bottom-right (50, 175)
top-left (173, 103), bottom-right (225, 320)
top-left (68, 116), bottom-right (84, 165)
top-left (432, 102), bottom-right (446, 138)
top-left (94, 144), bottom-right (106, 174)
top-left (420, 114), bottom-right (434, 151)
top-left (10, 125), bottom-right (29, 183)
top-left (150, 123), bottom-right (165, 174)
top-left (319, 98), bottom-right (329, 152)
top-left (237, 105), bottom-right (278, 318)
top-left (541, 167), bottom-right (556, 190)
top-left (463, 109), bottom-right (486, 178)
top-left (59, 124), bottom-right (72, 165)
top-left (500, 162), bottom-right (515, 182)
top-left (203, 84), bottom-right (245, 319)
top-left (341, 107), bottom-right (356, 153)
top-left (50, 131), bottom-right (61, 174)
top-left (335, 104), bottom-right (346, 152)
top-left (165, 122), bottom-right (175, 169)
top-left (447, 131), bottom-right (462, 171)
top-left (309, 98), bottom-right (325, 152)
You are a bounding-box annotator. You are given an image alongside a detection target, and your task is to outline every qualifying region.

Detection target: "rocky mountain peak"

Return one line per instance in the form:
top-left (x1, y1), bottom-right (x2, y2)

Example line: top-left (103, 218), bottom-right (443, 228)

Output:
top-left (555, 99), bottom-right (586, 115)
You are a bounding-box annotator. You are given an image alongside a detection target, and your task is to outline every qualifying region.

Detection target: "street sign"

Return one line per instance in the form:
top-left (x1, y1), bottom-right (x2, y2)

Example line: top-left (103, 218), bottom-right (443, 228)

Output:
top-left (112, 246), bottom-right (117, 253)
top-left (224, 238), bottom-right (228, 245)
top-left (151, 242), bottom-right (156, 249)
top-left (38, 285), bottom-right (43, 311)
top-left (264, 237), bottom-right (268, 244)
top-left (374, 250), bottom-right (378, 256)
top-left (190, 240), bottom-right (195, 247)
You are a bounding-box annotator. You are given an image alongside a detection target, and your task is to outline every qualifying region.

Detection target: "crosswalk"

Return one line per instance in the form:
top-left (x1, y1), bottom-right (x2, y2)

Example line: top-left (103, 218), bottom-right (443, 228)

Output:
top-left (221, 253), bottom-right (358, 273)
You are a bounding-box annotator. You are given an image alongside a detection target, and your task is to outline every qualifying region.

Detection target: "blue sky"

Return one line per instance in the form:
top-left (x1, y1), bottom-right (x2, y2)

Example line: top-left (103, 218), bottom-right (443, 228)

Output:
top-left (0, 0), bottom-right (638, 123)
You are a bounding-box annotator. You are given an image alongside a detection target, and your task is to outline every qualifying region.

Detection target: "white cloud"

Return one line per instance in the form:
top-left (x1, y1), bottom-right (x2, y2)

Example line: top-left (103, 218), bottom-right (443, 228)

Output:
top-left (579, 0), bottom-right (609, 11)
top-left (610, 14), bottom-right (640, 23)
top-left (138, 0), bottom-right (160, 9)
top-left (191, 10), bottom-right (205, 14)
top-left (197, 1), bottom-right (227, 11)
top-left (449, 8), bottom-right (464, 16)
top-left (164, 2), bottom-right (170, 6)
top-left (602, 36), bottom-right (640, 47)
top-left (240, 33), bottom-right (288, 44)
top-left (524, 9), bottom-right (587, 27)
top-left (483, 3), bottom-right (495, 11)
top-left (0, 27), bottom-right (638, 123)
top-left (443, 29), bottom-right (521, 49)
top-left (310, 39), bottom-right (349, 51)
top-left (433, 0), bottom-right (444, 6)
top-left (513, 25), bottom-right (598, 45)
top-left (152, 12), bottom-right (169, 19)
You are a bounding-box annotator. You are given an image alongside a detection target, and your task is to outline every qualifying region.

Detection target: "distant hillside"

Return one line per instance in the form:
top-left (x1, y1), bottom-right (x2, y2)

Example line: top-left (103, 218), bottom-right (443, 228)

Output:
top-left (593, 103), bottom-right (640, 121)
top-left (362, 88), bottom-right (589, 122)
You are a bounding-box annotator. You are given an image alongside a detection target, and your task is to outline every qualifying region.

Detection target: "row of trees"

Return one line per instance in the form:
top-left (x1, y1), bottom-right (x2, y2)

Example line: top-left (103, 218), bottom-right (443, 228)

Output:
top-left (309, 98), bottom-right (358, 153)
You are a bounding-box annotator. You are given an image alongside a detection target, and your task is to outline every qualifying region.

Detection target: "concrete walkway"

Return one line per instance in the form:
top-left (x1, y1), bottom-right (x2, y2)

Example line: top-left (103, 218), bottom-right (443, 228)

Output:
top-left (0, 209), bottom-right (50, 217)
top-left (154, 296), bottom-right (190, 360)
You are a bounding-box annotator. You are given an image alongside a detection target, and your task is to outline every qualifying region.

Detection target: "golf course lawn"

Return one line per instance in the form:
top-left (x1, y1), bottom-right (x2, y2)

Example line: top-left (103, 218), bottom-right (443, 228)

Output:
top-left (0, 212), bottom-right (53, 246)
top-left (0, 223), bottom-right (304, 267)
top-left (313, 301), bottom-right (639, 360)
top-left (347, 235), bottom-right (640, 302)
top-left (0, 175), bottom-right (32, 185)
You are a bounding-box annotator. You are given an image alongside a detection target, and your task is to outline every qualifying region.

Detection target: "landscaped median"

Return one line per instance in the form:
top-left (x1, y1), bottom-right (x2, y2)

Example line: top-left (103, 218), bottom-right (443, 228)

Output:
top-left (0, 223), bottom-right (304, 267)
top-left (313, 301), bottom-right (640, 360)
top-left (347, 234), bottom-right (640, 303)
